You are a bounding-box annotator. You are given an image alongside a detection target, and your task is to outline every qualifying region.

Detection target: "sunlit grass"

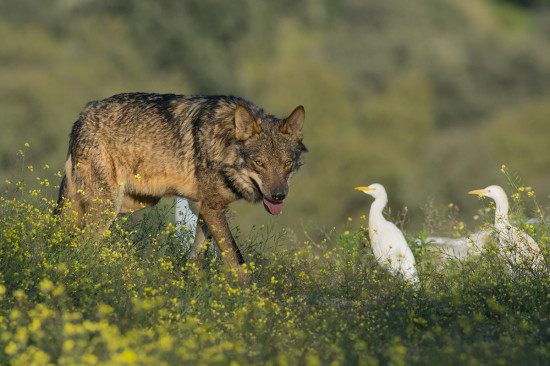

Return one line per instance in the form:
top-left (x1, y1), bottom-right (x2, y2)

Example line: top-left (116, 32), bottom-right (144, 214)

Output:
top-left (1, 156), bottom-right (550, 365)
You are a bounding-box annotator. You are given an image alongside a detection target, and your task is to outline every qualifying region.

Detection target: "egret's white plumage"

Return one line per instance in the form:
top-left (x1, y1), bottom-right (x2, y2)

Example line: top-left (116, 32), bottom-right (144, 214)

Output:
top-left (469, 185), bottom-right (546, 273)
top-left (355, 184), bottom-right (419, 285)
top-left (418, 230), bottom-right (492, 259)
top-left (175, 197), bottom-right (197, 248)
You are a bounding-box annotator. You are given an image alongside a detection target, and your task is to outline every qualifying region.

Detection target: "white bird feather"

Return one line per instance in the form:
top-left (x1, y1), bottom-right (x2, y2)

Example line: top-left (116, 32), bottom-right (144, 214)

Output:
top-left (175, 197), bottom-right (197, 248)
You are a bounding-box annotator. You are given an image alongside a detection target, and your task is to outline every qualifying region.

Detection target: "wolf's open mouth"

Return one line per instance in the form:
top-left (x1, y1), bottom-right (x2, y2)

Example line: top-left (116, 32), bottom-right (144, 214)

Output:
top-left (251, 178), bottom-right (284, 215)
top-left (263, 196), bottom-right (283, 215)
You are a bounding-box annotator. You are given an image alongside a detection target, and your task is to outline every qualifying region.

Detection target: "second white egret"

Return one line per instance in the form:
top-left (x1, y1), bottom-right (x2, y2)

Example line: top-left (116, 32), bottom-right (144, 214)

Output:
top-left (469, 185), bottom-right (546, 273)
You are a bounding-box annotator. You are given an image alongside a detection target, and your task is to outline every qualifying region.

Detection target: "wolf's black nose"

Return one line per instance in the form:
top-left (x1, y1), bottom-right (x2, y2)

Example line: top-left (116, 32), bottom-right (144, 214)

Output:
top-left (271, 189), bottom-right (287, 202)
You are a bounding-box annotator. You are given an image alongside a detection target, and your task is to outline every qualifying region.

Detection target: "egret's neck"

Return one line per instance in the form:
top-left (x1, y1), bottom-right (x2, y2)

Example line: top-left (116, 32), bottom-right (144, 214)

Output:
top-left (369, 196), bottom-right (388, 223)
top-left (493, 197), bottom-right (510, 230)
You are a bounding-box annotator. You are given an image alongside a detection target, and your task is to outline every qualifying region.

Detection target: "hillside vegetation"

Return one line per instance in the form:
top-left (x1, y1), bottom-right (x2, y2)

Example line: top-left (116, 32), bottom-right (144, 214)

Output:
top-left (2, 2), bottom-right (550, 362)
top-left (1, 1), bottom-right (549, 234)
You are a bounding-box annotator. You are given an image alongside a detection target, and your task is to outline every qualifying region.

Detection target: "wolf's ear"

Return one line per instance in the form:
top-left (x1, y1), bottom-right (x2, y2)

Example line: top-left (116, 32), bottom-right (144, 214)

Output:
top-left (235, 104), bottom-right (261, 141)
top-left (280, 105), bottom-right (305, 139)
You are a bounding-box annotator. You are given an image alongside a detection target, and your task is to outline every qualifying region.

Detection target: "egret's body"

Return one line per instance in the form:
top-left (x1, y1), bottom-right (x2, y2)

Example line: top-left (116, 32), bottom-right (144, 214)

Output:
top-left (355, 184), bottom-right (419, 285)
top-left (175, 197), bottom-right (198, 248)
top-left (419, 230), bottom-right (492, 259)
top-left (469, 185), bottom-right (546, 273)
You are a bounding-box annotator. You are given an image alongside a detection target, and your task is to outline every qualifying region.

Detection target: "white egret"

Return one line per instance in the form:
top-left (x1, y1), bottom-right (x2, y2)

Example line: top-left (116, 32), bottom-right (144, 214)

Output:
top-left (469, 185), bottom-right (547, 273)
top-left (355, 184), bottom-right (419, 285)
top-left (417, 230), bottom-right (492, 259)
top-left (175, 197), bottom-right (198, 249)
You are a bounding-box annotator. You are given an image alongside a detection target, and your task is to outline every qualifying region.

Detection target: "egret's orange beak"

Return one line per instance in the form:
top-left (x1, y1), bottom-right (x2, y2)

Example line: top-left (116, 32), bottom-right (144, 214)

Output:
top-left (468, 189), bottom-right (489, 195)
top-left (355, 186), bottom-right (376, 192)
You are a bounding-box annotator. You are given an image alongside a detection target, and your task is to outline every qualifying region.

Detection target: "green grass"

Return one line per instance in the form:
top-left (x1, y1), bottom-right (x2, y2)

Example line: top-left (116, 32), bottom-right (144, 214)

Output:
top-left (1, 171), bottom-right (550, 365)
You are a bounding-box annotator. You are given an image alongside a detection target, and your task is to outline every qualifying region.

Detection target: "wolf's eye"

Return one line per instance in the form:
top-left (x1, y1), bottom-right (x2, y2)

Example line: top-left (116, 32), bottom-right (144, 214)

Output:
top-left (255, 160), bottom-right (264, 167)
top-left (284, 160), bottom-right (293, 168)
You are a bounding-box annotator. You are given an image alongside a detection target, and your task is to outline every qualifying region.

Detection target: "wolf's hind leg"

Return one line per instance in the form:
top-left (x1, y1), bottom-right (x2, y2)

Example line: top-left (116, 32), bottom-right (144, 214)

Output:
top-left (67, 153), bottom-right (124, 237)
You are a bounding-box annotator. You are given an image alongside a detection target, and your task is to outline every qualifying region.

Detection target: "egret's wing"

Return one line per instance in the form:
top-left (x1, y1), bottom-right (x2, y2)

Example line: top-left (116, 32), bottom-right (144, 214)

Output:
top-left (516, 230), bottom-right (543, 255)
top-left (498, 226), bottom-right (546, 272)
top-left (383, 222), bottom-right (415, 261)
top-left (372, 221), bottom-right (417, 281)
top-left (371, 221), bottom-right (407, 258)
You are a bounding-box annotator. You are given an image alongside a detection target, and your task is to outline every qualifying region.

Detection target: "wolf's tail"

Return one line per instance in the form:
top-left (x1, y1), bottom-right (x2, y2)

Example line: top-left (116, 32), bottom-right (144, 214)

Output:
top-left (54, 154), bottom-right (72, 215)
top-left (54, 175), bottom-right (68, 215)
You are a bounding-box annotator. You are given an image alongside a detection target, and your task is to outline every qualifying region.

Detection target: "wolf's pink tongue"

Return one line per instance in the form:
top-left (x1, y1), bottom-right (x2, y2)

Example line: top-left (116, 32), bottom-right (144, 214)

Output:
top-left (263, 196), bottom-right (283, 215)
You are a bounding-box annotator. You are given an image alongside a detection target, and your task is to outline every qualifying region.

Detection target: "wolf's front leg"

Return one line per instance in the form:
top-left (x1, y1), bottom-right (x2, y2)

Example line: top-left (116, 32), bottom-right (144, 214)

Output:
top-left (198, 206), bottom-right (252, 285)
top-left (189, 214), bottom-right (210, 267)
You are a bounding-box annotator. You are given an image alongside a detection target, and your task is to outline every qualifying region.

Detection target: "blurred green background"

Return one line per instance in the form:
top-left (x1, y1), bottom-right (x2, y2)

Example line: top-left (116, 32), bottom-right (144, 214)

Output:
top-left (1, 0), bottom-right (550, 239)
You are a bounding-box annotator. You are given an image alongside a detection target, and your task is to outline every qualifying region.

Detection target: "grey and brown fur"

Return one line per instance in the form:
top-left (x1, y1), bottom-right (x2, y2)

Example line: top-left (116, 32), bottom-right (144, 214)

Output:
top-left (56, 93), bottom-right (306, 284)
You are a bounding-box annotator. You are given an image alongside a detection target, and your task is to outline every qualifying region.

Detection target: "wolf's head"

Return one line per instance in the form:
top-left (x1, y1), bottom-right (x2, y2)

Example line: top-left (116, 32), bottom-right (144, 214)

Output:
top-left (233, 104), bottom-right (307, 215)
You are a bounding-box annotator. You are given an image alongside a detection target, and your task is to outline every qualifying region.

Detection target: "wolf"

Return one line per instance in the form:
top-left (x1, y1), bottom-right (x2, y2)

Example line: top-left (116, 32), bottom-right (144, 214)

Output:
top-left (56, 93), bottom-right (306, 284)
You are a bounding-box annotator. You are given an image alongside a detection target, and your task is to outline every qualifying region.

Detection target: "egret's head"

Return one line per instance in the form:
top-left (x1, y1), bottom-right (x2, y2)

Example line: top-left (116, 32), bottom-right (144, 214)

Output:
top-left (468, 185), bottom-right (507, 202)
top-left (355, 183), bottom-right (387, 199)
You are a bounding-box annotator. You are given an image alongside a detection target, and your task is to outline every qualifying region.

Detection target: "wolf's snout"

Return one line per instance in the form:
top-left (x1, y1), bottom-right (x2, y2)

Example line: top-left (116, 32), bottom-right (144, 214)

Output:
top-left (270, 189), bottom-right (287, 202)
top-left (262, 189), bottom-right (287, 215)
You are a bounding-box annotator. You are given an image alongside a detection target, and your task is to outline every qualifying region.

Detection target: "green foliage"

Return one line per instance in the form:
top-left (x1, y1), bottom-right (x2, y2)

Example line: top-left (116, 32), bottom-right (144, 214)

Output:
top-left (1, 172), bottom-right (550, 364)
